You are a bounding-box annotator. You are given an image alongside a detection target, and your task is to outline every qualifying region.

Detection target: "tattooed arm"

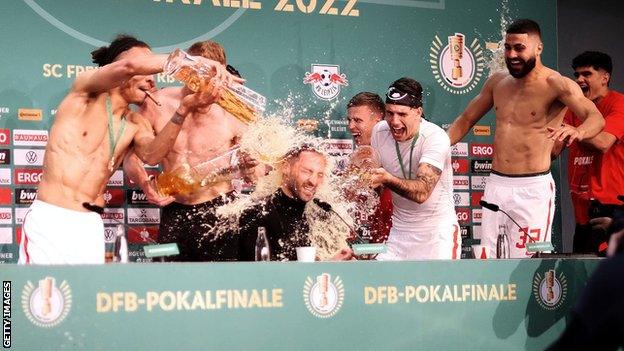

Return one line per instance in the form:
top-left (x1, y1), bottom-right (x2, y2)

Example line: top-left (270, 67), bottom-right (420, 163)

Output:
top-left (370, 162), bottom-right (442, 204)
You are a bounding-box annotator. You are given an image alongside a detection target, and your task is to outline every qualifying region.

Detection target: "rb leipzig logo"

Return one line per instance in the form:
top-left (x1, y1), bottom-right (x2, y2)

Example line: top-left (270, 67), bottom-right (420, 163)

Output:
top-left (303, 64), bottom-right (349, 101)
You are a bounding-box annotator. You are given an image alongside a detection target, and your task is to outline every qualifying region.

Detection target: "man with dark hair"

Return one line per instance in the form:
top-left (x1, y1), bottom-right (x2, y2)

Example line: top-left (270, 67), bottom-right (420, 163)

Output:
top-left (238, 147), bottom-right (352, 261)
top-left (369, 78), bottom-right (460, 260)
top-left (124, 40), bottom-right (258, 262)
top-left (447, 19), bottom-right (605, 258)
top-left (18, 35), bottom-right (235, 264)
top-left (347, 92), bottom-right (385, 146)
top-left (554, 51), bottom-right (624, 254)
top-left (345, 92), bottom-right (392, 243)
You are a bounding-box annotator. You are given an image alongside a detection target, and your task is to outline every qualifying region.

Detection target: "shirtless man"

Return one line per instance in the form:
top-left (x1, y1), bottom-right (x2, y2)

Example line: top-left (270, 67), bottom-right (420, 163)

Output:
top-left (18, 35), bottom-right (232, 264)
top-left (447, 19), bottom-right (604, 258)
top-left (124, 40), bottom-right (256, 262)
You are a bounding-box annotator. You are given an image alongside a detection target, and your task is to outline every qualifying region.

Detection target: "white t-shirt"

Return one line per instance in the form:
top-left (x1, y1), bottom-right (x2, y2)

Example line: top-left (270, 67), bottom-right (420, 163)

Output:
top-left (371, 119), bottom-right (456, 231)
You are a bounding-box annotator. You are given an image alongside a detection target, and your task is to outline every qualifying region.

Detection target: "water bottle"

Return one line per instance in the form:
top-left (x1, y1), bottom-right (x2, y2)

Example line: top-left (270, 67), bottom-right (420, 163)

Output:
top-left (255, 227), bottom-right (270, 261)
top-left (496, 225), bottom-right (510, 259)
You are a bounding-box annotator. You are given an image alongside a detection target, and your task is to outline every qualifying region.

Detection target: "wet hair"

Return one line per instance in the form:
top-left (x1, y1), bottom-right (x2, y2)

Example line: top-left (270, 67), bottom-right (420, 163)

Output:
top-left (91, 34), bottom-right (150, 67)
top-left (386, 77), bottom-right (423, 108)
top-left (285, 143), bottom-right (324, 162)
top-left (188, 40), bottom-right (227, 65)
top-left (506, 19), bottom-right (541, 39)
top-left (572, 51), bottom-right (613, 76)
top-left (347, 92), bottom-right (385, 115)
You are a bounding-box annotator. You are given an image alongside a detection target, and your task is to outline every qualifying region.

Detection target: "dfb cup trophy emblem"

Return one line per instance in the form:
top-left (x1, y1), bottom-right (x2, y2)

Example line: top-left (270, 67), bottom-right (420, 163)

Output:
top-left (303, 273), bottom-right (345, 318)
top-left (22, 277), bottom-right (72, 328)
top-left (430, 33), bottom-right (485, 94)
top-left (533, 269), bottom-right (568, 310)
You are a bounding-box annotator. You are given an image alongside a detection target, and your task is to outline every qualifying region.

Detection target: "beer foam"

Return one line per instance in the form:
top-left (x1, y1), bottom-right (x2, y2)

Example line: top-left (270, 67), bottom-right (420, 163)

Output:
top-left (485, 0), bottom-right (513, 76)
top-left (211, 102), bottom-right (379, 261)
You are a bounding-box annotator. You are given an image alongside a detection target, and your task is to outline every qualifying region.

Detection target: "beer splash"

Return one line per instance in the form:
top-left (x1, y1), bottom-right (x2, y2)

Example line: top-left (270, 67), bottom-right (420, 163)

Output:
top-left (485, 0), bottom-right (513, 76)
top-left (211, 99), bottom-right (379, 261)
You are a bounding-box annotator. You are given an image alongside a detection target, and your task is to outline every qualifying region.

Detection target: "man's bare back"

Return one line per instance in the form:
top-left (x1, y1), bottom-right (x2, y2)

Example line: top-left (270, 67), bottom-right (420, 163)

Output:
top-left (142, 86), bottom-right (247, 205)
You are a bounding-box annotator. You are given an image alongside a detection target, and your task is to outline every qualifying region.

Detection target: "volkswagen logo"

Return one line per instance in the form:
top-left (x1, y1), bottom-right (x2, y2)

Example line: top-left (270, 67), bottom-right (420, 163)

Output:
top-left (453, 193), bottom-right (461, 205)
top-left (26, 151), bottom-right (38, 164)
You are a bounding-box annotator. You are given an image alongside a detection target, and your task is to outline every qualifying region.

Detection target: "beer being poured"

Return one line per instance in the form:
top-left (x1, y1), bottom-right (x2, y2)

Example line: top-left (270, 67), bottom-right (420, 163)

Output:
top-left (163, 49), bottom-right (264, 125)
top-left (155, 148), bottom-right (241, 197)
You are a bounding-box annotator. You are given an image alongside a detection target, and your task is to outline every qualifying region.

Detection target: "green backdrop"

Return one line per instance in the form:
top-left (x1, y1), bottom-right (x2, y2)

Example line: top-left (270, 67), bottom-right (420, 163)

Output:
top-left (0, 0), bottom-right (561, 262)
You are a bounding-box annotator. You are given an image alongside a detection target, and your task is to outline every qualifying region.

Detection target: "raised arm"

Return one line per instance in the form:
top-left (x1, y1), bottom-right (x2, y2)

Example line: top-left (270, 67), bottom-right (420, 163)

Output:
top-left (132, 89), bottom-right (220, 166)
top-left (72, 54), bottom-right (168, 94)
top-left (548, 75), bottom-right (605, 145)
top-left (446, 73), bottom-right (501, 145)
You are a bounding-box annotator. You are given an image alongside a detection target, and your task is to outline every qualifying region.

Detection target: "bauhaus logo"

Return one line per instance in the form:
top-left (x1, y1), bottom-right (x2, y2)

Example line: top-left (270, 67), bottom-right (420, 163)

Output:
top-left (453, 176), bottom-right (469, 190)
top-left (0, 208), bottom-right (12, 225)
top-left (12, 130), bottom-right (48, 147)
top-left (101, 208), bottom-right (125, 224)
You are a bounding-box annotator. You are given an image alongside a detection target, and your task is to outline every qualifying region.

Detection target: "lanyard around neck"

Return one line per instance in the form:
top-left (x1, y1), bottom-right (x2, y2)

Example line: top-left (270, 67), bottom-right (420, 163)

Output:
top-left (106, 95), bottom-right (127, 168)
top-left (394, 133), bottom-right (418, 180)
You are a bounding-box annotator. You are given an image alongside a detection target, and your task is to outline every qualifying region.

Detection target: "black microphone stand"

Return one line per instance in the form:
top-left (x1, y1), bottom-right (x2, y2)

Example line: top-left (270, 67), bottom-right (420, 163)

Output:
top-left (313, 199), bottom-right (366, 245)
top-left (479, 200), bottom-right (542, 258)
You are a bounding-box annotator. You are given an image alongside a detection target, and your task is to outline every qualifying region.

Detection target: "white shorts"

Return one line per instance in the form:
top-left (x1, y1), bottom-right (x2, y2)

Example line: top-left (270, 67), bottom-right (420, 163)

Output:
top-left (480, 172), bottom-right (556, 259)
top-left (18, 200), bottom-right (105, 265)
top-left (376, 219), bottom-right (461, 260)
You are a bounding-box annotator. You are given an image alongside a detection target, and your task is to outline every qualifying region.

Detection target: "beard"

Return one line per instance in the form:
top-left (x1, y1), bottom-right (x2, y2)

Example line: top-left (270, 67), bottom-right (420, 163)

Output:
top-left (506, 56), bottom-right (537, 78)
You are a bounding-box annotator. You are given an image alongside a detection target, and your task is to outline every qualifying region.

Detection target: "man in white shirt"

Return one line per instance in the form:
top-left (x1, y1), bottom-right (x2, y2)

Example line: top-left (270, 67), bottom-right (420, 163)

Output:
top-left (370, 77), bottom-right (460, 260)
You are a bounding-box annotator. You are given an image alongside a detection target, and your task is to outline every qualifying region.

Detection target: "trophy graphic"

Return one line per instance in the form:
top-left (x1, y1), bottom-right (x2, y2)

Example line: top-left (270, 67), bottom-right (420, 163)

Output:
top-left (317, 273), bottom-right (330, 308)
top-left (448, 33), bottom-right (465, 80)
top-left (39, 277), bottom-right (54, 316)
top-left (545, 270), bottom-right (555, 302)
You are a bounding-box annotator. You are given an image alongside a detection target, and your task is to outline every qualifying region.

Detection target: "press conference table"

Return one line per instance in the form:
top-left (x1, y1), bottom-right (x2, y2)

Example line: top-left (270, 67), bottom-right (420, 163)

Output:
top-left (2, 258), bottom-right (601, 351)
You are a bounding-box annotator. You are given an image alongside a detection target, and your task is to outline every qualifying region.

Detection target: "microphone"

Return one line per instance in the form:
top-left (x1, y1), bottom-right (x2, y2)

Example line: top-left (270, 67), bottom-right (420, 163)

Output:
top-left (82, 202), bottom-right (104, 215)
top-left (479, 200), bottom-right (536, 243)
top-left (313, 198), bottom-right (365, 244)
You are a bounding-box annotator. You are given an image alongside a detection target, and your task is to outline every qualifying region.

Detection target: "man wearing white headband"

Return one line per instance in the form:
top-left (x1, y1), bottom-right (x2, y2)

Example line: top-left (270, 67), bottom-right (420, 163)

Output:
top-left (369, 77), bottom-right (460, 260)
